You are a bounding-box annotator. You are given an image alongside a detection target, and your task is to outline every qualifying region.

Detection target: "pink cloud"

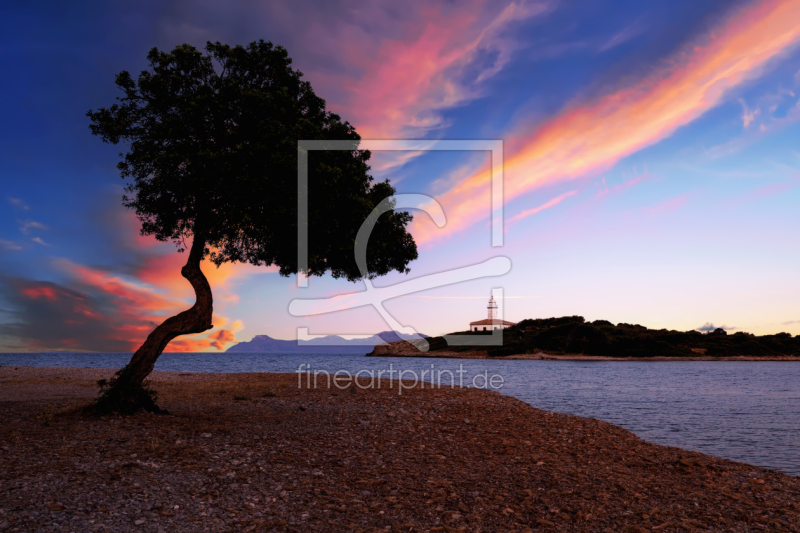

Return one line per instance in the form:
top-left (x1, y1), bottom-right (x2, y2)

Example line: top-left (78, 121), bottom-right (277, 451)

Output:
top-left (722, 177), bottom-right (800, 208)
top-left (507, 190), bottom-right (579, 227)
top-left (644, 194), bottom-right (689, 215)
top-left (748, 180), bottom-right (799, 199)
top-left (32, 209), bottom-right (267, 352)
top-left (595, 171), bottom-right (650, 198)
top-left (22, 286), bottom-right (58, 300)
top-left (410, 0), bottom-right (800, 245)
top-left (47, 260), bottom-right (244, 352)
top-left (304, 1), bottom-right (549, 144)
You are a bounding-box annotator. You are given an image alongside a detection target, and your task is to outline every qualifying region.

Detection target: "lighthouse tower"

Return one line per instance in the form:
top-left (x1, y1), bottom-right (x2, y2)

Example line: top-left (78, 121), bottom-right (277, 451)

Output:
top-left (468, 294), bottom-right (516, 331)
top-left (487, 296), bottom-right (498, 320)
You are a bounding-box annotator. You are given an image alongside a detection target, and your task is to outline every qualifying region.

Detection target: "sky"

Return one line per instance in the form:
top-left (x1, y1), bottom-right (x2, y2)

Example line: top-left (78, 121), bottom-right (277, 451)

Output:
top-left (1, 0), bottom-right (800, 352)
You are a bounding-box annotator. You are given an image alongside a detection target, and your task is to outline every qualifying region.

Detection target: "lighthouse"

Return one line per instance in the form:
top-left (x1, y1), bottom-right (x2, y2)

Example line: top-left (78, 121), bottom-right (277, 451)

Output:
top-left (469, 295), bottom-right (516, 332)
top-left (487, 296), bottom-right (498, 319)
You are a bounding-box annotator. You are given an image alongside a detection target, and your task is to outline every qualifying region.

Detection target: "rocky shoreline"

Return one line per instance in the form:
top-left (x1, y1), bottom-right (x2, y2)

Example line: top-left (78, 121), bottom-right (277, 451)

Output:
top-left (368, 340), bottom-right (800, 361)
top-left (368, 341), bottom-right (489, 358)
top-left (1, 366), bottom-right (799, 532)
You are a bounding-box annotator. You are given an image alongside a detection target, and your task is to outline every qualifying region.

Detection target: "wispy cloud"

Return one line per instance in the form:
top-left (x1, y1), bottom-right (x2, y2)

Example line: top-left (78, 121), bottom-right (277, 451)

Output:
top-left (723, 178), bottom-right (800, 208)
top-left (507, 190), bottom-right (578, 227)
top-left (19, 220), bottom-right (48, 235)
top-left (595, 171), bottom-right (649, 198)
top-left (312, 1), bottom-right (549, 155)
top-left (598, 21), bottom-right (646, 52)
top-left (150, 0), bottom-right (550, 174)
top-left (748, 179), bottom-right (800, 199)
top-left (706, 83), bottom-right (800, 158)
top-left (739, 98), bottom-right (759, 128)
top-left (0, 240), bottom-right (21, 251)
top-left (31, 237), bottom-right (51, 247)
top-left (644, 194), bottom-right (689, 215)
top-left (411, 0), bottom-right (800, 245)
top-left (8, 197), bottom-right (29, 210)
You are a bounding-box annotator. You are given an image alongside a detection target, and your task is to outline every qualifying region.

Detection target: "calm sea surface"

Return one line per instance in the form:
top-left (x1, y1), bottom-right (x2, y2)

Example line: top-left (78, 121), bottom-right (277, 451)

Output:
top-left (2, 352), bottom-right (798, 477)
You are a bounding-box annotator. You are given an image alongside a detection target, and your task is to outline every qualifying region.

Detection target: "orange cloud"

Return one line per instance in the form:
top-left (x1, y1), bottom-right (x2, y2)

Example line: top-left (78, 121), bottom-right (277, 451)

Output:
top-left (165, 338), bottom-right (215, 353)
top-left (411, 0), bottom-right (800, 245)
top-left (51, 252), bottom-right (252, 352)
top-left (162, 330), bottom-right (236, 352)
top-left (61, 261), bottom-right (180, 315)
top-left (90, 217), bottom-right (275, 351)
top-left (210, 329), bottom-right (236, 350)
top-left (132, 239), bottom-right (272, 305)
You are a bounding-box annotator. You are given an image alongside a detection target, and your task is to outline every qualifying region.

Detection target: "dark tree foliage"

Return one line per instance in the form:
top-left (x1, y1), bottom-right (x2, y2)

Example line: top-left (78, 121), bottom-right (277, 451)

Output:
top-left (87, 41), bottom-right (417, 413)
top-left (89, 40), bottom-right (415, 278)
top-left (432, 317), bottom-right (800, 357)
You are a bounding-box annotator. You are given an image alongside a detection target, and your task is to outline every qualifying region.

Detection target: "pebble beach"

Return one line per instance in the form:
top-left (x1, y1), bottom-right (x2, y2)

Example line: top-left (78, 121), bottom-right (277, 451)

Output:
top-left (1, 366), bottom-right (799, 532)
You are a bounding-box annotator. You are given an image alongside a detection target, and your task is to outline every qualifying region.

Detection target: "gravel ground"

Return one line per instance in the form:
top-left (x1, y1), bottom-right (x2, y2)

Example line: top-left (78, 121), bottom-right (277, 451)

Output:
top-left (1, 366), bottom-right (799, 532)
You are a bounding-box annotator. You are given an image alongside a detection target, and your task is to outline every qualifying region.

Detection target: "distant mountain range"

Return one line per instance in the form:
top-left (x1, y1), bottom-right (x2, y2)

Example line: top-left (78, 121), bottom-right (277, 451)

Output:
top-left (225, 331), bottom-right (429, 353)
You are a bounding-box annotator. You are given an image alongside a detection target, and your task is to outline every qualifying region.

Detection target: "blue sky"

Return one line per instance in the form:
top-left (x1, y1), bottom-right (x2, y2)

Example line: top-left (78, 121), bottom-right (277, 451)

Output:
top-left (1, 0), bottom-right (799, 351)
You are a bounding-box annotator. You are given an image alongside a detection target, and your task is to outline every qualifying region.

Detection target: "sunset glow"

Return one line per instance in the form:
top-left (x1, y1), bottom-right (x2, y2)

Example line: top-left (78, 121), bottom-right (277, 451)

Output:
top-left (2, 0), bottom-right (800, 350)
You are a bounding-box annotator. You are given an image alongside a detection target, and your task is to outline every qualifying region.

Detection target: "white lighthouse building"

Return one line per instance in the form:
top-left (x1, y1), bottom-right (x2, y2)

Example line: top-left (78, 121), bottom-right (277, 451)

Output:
top-left (469, 296), bottom-right (516, 331)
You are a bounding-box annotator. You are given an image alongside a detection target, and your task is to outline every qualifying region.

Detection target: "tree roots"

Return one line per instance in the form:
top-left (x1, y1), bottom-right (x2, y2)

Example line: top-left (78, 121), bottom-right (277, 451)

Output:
top-left (84, 367), bottom-right (168, 416)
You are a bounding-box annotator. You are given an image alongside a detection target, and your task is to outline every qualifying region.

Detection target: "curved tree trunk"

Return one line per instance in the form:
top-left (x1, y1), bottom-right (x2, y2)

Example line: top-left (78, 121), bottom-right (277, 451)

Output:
top-left (90, 235), bottom-right (213, 414)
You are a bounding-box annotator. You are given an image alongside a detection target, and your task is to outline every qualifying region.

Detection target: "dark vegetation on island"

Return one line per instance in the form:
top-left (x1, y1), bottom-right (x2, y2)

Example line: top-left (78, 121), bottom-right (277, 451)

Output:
top-left (425, 316), bottom-right (800, 357)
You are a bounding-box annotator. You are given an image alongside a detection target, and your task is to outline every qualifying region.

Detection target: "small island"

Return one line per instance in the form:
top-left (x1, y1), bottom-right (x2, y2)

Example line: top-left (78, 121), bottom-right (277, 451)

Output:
top-left (370, 314), bottom-right (800, 360)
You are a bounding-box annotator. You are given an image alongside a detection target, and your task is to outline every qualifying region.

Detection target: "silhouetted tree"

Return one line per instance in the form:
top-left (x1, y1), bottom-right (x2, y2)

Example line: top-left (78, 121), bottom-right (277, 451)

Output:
top-left (87, 41), bottom-right (417, 413)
